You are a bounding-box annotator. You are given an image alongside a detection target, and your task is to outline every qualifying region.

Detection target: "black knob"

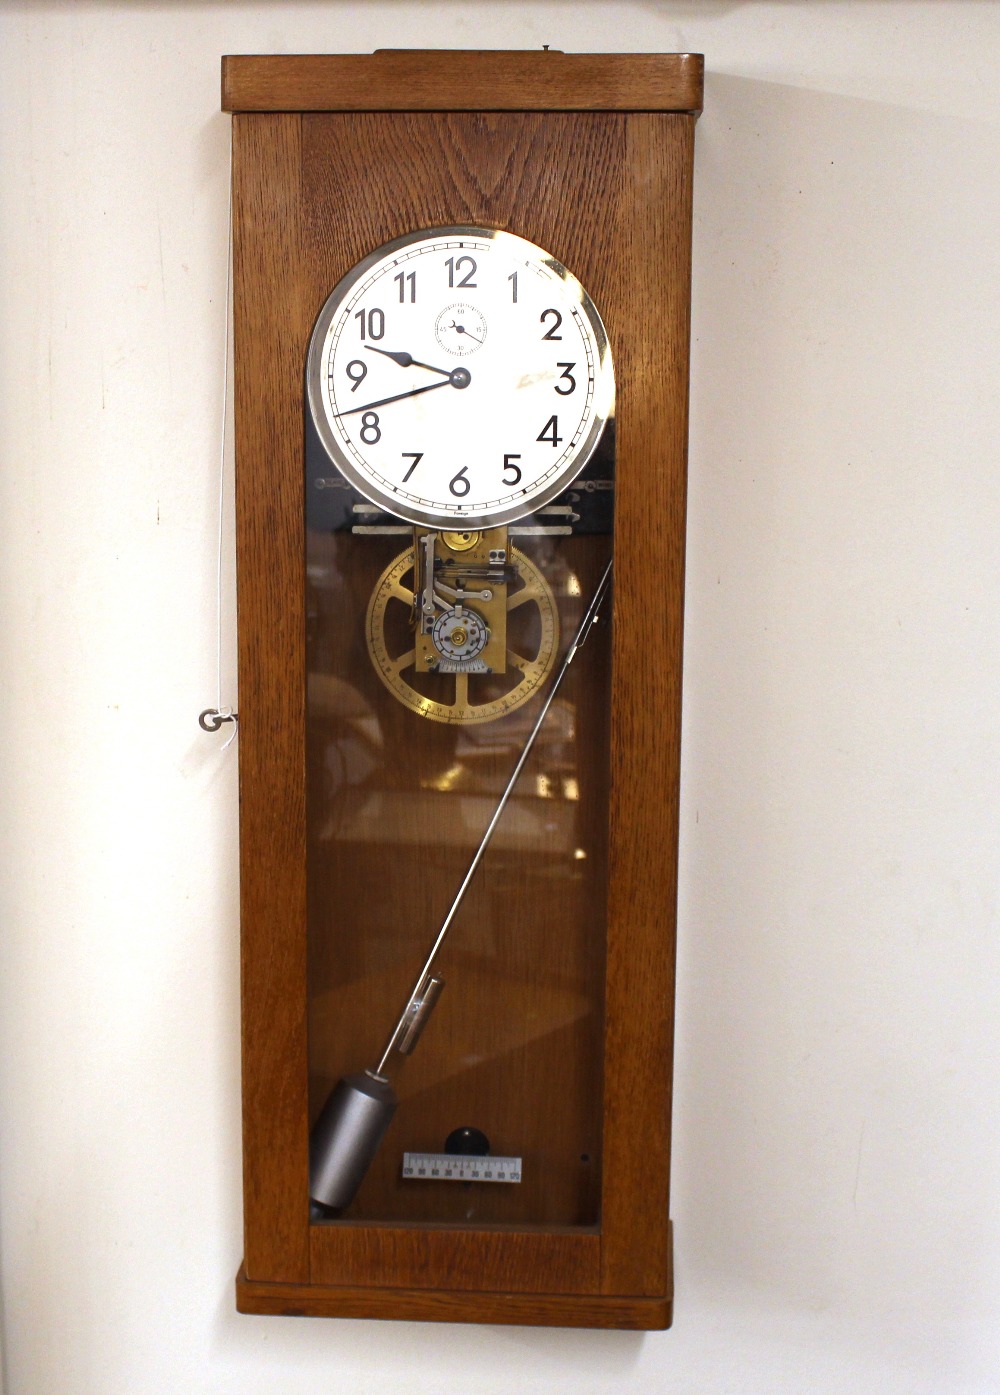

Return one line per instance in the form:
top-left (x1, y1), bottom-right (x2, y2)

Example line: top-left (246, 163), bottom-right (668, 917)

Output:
top-left (445, 1126), bottom-right (490, 1157)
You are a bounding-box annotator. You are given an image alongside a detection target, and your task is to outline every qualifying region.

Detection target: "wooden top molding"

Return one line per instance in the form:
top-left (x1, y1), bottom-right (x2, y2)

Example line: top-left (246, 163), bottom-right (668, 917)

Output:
top-left (221, 51), bottom-right (704, 114)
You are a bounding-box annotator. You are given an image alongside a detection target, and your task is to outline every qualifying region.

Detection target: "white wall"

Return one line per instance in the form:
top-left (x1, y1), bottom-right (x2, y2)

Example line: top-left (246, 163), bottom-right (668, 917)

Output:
top-left (2, 5), bottom-right (998, 1393)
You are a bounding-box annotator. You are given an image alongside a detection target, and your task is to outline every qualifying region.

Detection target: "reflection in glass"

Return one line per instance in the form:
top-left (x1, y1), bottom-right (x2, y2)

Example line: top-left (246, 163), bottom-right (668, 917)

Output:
top-left (306, 458), bottom-right (614, 1227)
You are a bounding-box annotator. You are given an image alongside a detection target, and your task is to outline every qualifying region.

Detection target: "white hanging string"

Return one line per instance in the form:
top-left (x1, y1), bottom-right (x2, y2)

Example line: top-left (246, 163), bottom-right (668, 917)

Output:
top-left (217, 181), bottom-right (232, 712)
top-left (200, 147), bottom-right (238, 750)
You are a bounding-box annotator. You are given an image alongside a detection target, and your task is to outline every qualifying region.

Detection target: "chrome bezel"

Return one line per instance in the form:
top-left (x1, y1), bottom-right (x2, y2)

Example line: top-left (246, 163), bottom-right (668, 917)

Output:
top-left (305, 225), bottom-right (615, 530)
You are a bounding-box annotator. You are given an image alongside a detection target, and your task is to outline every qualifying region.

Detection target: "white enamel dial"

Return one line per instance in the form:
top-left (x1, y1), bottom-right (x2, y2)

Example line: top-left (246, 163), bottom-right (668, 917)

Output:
top-left (306, 227), bottom-right (614, 529)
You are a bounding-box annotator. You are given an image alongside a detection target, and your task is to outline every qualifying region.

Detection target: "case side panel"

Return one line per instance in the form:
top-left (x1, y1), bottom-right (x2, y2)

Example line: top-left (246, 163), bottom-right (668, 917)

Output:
top-left (232, 111), bottom-right (312, 1283)
top-left (600, 112), bottom-right (695, 1297)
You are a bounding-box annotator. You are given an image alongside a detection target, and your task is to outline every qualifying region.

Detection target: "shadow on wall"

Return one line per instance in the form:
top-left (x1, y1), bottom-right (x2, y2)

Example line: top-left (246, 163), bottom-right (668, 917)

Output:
top-left (675, 66), bottom-right (1000, 1377)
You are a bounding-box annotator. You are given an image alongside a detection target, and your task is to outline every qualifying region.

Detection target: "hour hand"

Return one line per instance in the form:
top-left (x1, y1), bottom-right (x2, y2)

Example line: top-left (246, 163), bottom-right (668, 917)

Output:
top-left (365, 345), bottom-right (452, 377)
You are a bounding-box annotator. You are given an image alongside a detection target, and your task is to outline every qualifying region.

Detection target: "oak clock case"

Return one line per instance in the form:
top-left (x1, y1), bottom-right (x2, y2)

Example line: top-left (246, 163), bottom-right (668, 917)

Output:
top-left (224, 48), bottom-right (700, 1330)
top-left (305, 226), bottom-right (615, 1225)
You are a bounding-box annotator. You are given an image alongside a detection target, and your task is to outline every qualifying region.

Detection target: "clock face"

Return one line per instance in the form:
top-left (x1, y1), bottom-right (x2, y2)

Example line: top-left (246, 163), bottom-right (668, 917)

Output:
top-left (306, 227), bottom-right (614, 529)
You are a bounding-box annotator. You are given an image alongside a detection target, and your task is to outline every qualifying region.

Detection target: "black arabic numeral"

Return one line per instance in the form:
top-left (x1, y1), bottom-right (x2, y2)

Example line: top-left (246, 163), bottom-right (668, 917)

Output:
top-left (555, 362), bottom-right (576, 395)
top-left (537, 415), bottom-right (562, 447)
top-left (360, 411), bottom-right (381, 445)
top-left (354, 307), bottom-right (385, 340)
top-left (446, 255), bottom-right (478, 289)
top-left (508, 271), bottom-right (518, 302)
top-left (502, 453), bottom-right (522, 486)
top-left (401, 452), bottom-right (423, 482)
top-left (345, 359), bottom-right (367, 393)
top-left (449, 466), bottom-right (471, 497)
top-left (393, 270), bottom-right (416, 303)
top-left (540, 308), bottom-right (563, 340)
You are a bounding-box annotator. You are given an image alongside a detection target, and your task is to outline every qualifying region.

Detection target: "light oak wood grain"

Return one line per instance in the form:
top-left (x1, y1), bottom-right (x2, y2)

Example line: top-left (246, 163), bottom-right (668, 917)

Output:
top-left (310, 1224), bottom-right (600, 1294)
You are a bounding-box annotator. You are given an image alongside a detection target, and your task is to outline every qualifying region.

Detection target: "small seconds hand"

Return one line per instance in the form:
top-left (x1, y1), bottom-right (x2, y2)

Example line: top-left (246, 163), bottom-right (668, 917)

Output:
top-left (447, 321), bottom-right (484, 346)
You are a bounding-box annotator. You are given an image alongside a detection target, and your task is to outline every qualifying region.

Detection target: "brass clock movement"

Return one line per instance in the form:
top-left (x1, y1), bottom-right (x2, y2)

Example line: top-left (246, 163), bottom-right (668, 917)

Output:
top-left (223, 48), bottom-right (702, 1329)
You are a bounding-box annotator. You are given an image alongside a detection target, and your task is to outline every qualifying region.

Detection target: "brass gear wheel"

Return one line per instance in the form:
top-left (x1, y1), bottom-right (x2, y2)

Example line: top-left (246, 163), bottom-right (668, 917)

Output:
top-left (366, 546), bottom-right (559, 724)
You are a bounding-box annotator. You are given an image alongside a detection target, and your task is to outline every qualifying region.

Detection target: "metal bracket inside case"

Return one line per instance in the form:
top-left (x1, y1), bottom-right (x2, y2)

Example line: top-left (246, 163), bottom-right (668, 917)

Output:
top-left (350, 503), bottom-right (583, 538)
top-left (397, 976), bottom-right (445, 1055)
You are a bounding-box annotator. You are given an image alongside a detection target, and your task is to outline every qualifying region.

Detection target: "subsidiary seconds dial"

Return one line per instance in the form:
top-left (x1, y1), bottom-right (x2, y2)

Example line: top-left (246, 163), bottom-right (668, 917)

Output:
top-left (306, 227), bottom-right (614, 529)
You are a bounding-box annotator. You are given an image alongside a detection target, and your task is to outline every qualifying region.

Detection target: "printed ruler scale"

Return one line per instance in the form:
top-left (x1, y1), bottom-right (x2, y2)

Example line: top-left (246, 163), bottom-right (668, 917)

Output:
top-left (402, 1152), bottom-right (523, 1183)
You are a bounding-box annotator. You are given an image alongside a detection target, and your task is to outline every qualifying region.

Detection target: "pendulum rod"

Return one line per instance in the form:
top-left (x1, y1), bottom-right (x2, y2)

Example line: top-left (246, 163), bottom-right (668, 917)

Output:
top-left (375, 556), bottom-right (614, 1076)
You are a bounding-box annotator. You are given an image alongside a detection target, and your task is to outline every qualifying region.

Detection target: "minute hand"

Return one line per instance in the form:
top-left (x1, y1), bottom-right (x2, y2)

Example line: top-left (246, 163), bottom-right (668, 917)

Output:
top-left (335, 379), bottom-right (453, 417)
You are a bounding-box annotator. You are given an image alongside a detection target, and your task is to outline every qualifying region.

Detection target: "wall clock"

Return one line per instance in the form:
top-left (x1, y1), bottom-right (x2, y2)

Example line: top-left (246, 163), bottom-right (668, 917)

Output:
top-left (222, 48), bottom-right (702, 1329)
